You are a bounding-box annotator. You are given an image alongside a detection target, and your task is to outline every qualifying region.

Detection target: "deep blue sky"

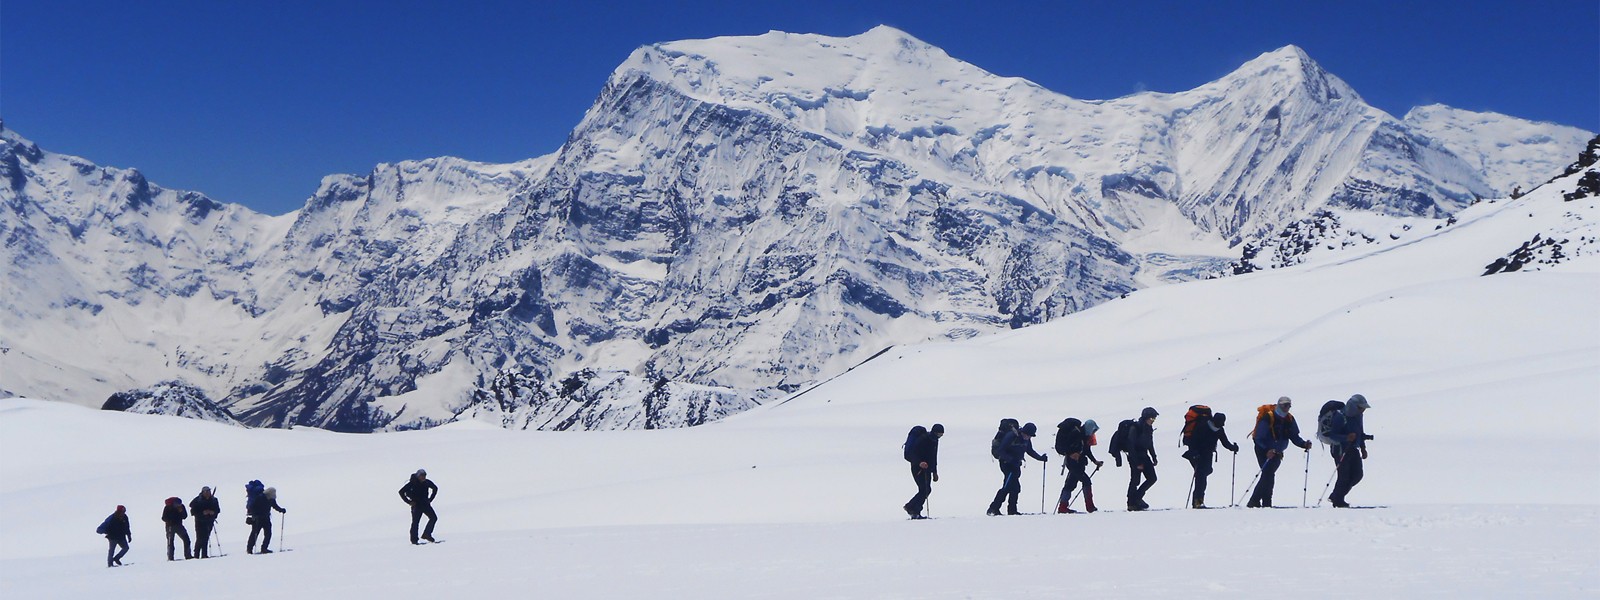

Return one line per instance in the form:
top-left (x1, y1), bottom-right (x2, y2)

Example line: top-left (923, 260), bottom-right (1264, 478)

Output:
top-left (5, 0), bottom-right (1596, 216)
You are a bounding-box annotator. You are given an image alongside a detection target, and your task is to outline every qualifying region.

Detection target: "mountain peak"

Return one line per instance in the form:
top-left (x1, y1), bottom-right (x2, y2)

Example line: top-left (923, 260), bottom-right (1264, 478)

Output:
top-left (1210, 44), bottom-right (1360, 104)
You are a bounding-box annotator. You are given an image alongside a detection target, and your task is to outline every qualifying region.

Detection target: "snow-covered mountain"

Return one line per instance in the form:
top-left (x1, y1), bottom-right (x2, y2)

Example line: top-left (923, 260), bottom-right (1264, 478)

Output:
top-left (101, 380), bottom-right (241, 426)
top-left (0, 28), bottom-right (1591, 432)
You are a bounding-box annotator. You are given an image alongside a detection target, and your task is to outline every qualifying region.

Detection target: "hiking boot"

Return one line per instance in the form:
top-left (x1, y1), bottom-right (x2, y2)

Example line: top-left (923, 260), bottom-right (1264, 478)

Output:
top-left (1192, 499), bottom-right (1206, 509)
top-left (1331, 498), bottom-right (1350, 508)
top-left (246, 548), bottom-right (253, 554)
top-left (1057, 501), bottom-right (1077, 514)
top-left (259, 549), bottom-right (274, 554)
top-left (986, 506), bottom-right (1003, 516)
top-left (422, 536), bottom-right (436, 542)
top-left (1246, 498), bottom-right (1261, 508)
top-left (1006, 507), bottom-right (1022, 516)
top-left (1127, 502), bottom-right (1145, 511)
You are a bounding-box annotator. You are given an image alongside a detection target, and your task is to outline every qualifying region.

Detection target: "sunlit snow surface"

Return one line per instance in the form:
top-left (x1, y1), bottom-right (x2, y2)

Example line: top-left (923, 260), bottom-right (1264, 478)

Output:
top-left (3, 179), bottom-right (1596, 596)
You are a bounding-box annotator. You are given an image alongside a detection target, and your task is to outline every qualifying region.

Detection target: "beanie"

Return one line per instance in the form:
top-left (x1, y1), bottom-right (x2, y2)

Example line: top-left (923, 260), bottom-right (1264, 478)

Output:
top-left (1020, 422), bottom-right (1038, 436)
top-left (1141, 407), bottom-right (1159, 420)
top-left (930, 423), bottom-right (945, 434)
top-left (1348, 394), bottom-right (1370, 409)
top-left (1212, 413), bottom-right (1227, 425)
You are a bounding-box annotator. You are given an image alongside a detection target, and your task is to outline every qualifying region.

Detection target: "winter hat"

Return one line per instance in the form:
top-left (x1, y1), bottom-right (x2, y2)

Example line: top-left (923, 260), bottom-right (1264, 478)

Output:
top-left (115, 505), bottom-right (125, 513)
top-left (1141, 407), bottom-right (1159, 420)
top-left (1212, 413), bottom-right (1227, 425)
top-left (415, 468), bottom-right (428, 477)
top-left (201, 486), bottom-right (212, 495)
top-left (930, 423), bottom-right (945, 434)
top-left (264, 487), bottom-right (277, 499)
top-left (1020, 422), bottom-right (1038, 436)
top-left (1348, 394), bottom-right (1370, 410)
top-left (1276, 396), bottom-right (1293, 407)
top-left (1082, 420), bottom-right (1100, 437)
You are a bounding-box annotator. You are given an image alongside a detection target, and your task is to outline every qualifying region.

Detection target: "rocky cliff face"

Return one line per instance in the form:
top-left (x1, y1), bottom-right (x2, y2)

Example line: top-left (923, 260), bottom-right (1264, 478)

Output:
top-left (1, 29), bottom-right (1591, 432)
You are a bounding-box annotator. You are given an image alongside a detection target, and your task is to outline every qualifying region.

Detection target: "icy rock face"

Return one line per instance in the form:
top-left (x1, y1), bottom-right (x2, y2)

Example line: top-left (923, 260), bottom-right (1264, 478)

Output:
top-left (2, 31), bottom-right (1593, 432)
top-left (102, 381), bottom-right (242, 426)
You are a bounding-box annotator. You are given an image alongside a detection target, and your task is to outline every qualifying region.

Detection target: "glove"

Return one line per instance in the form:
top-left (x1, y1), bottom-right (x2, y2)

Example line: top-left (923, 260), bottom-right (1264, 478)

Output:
top-left (1094, 459), bottom-right (1104, 468)
top-left (1227, 443), bottom-right (1240, 453)
top-left (932, 473), bottom-right (939, 483)
top-left (1040, 455), bottom-right (1048, 462)
top-left (1152, 457), bottom-right (1158, 466)
top-left (1360, 448), bottom-right (1369, 459)
top-left (278, 507), bottom-right (287, 514)
top-left (1114, 456), bottom-right (1123, 467)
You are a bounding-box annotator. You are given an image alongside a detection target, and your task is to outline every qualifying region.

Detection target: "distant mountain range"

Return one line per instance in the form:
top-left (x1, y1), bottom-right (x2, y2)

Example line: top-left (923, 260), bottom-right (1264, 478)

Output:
top-left (1, 27), bottom-right (1590, 432)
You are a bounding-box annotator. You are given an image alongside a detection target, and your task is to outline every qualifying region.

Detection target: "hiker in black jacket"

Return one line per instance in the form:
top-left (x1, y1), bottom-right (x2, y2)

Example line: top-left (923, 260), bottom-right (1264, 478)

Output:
top-left (161, 496), bottom-right (193, 561)
top-left (1126, 407), bottom-right (1160, 511)
top-left (904, 424), bottom-right (943, 519)
top-left (99, 505), bottom-right (131, 567)
top-left (189, 487), bottom-right (220, 558)
top-left (247, 486), bottom-right (287, 554)
top-left (987, 422), bottom-right (1048, 516)
top-left (1184, 413), bottom-right (1240, 508)
top-left (399, 469), bottom-right (439, 544)
top-left (1054, 418), bottom-right (1104, 513)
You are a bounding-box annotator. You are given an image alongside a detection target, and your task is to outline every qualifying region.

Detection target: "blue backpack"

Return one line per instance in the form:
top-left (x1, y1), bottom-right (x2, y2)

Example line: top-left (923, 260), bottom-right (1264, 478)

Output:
top-left (903, 426), bottom-right (928, 462)
top-left (245, 479), bottom-right (265, 510)
top-left (95, 515), bottom-right (112, 535)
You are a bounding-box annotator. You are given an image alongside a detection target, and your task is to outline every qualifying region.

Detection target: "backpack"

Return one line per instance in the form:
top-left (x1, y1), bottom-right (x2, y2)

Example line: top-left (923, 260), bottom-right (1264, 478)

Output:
top-left (1054, 418), bottom-right (1082, 455)
top-left (245, 479), bottom-right (265, 510)
top-left (991, 418), bottom-right (1020, 459)
top-left (903, 425), bottom-right (928, 462)
top-left (1317, 400), bottom-right (1346, 446)
top-left (96, 515), bottom-right (111, 535)
top-left (1106, 419), bottom-right (1137, 457)
top-left (1181, 405), bottom-right (1213, 446)
top-left (1250, 404), bottom-right (1275, 439)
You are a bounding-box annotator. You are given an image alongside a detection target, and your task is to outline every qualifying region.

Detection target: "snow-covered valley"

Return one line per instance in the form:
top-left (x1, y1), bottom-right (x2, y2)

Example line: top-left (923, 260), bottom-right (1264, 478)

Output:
top-left (3, 167), bottom-right (1596, 597)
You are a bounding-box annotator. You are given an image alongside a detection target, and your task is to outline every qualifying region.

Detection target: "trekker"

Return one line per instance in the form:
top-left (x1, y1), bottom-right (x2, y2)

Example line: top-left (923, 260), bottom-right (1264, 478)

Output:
top-left (189, 486), bottom-right (220, 558)
top-left (1184, 413), bottom-right (1240, 508)
top-left (399, 469), bottom-right (440, 544)
top-left (987, 422), bottom-right (1048, 516)
top-left (1247, 397), bottom-right (1313, 508)
top-left (246, 483), bottom-right (287, 554)
top-left (161, 496), bottom-right (193, 561)
top-left (1327, 394), bottom-right (1373, 507)
top-left (904, 424), bottom-right (943, 519)
top-left (1054, 418), bottom-right (1103, 513)
top-left (98, 505), bottom-right (131, 567)
top-left (1126, 407), bottom-right (1160, 511)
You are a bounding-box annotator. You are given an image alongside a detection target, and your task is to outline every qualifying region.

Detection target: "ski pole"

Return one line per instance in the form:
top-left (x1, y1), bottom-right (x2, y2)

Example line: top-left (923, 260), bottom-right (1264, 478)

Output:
top-left (279, 513), bottom-right (285, 553)
top-left (1238, 462), bottom-right (1263, 506)
top-left (1186, 471), bottom-right (1195, 510)
top-left (1301, 447), bottom-right (1311, 508)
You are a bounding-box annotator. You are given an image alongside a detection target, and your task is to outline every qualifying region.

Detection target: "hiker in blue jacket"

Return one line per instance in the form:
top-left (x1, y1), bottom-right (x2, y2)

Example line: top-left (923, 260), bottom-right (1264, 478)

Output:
top-left (98, 505), bottom-right (131, 567)
top-left (987, 422), bottom-right (1047, 516)
top-left (1247, 397), bottom-right (1313, 508)
top-left (904, 424), bottom-right (943, 519)
top-left (1327, 394), bottom-right (1372, 507)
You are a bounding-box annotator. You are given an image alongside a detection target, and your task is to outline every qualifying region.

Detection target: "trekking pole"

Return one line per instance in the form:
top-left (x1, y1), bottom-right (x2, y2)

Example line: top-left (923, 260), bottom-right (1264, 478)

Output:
top-left (1238, 465), bottom-right (1263, 506)
top-left (1040, 462), bottom-right (1047, 514)
top-left (279, 513), bottom-right (285, 553)
top-left (1301, 448), bottom-right (1311, 508)
top-left (1069, 464), bottom-right (1101, 505)
top-left (1186, 474), bottom-right (1195, 510)
top-left (1315, 449), bottom-right (1346, 508)
top-left (1230, 452), bottom-right (1238, 507)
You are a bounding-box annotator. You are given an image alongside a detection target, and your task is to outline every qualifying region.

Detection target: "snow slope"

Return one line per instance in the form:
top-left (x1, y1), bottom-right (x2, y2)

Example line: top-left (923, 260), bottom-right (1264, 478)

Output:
top-left (2, 163), bottom-right (1596, 597)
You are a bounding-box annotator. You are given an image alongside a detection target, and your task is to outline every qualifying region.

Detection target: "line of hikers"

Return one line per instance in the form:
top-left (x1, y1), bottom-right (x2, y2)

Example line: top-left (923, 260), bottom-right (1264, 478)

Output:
top-left (902, 394), bottom-right (1373, 518)
top-left (95, 470), bottom-right (440, 567)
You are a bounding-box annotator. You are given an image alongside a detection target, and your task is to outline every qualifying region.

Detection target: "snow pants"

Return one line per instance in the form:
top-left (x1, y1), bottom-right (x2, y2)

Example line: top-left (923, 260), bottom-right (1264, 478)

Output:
top-left (248, 516), bottom-right (272, 552)
top-left (1058, 457), bottom-right (1092, 505)
top-left (906, 465), bottom-right (933, 515)
top-left (165, 522), bottom-right (192, 560)
top-left (1249, 446), bottom-right (1285, 506)
top-left (410, 503), bottom-right (438, 543)
top-left (1187, 450), bottom-right (1214, 505)
top-left (194, 517), bottom-right (215, 558)
top-left (1329, 445), bottom-right (1365, 504)
top-left (989, 462), bottom-right (1023, 513)
top-left (1127, 458), bottom-right (1156, 503)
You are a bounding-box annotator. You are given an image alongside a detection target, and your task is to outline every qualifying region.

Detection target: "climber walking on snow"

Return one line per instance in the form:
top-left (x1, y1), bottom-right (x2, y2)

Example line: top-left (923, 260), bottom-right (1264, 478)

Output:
top-left (1125, 407), bottom-right (1160, 511)
top-left (903, 424), bottom-right (943, 518)
top-left (1181, 407), bottom-right (1240, 508)
top-left (399, 469), bottom-right (440, 543)
top-left (1054, 418), bottom-right (1103, 513)
top-left (1321, 394), bottom-right (1374, 507)
top-left (1247, 397), bottom-right (1313, 508)
top-left (988, 422), bottom-right (1047, 515)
